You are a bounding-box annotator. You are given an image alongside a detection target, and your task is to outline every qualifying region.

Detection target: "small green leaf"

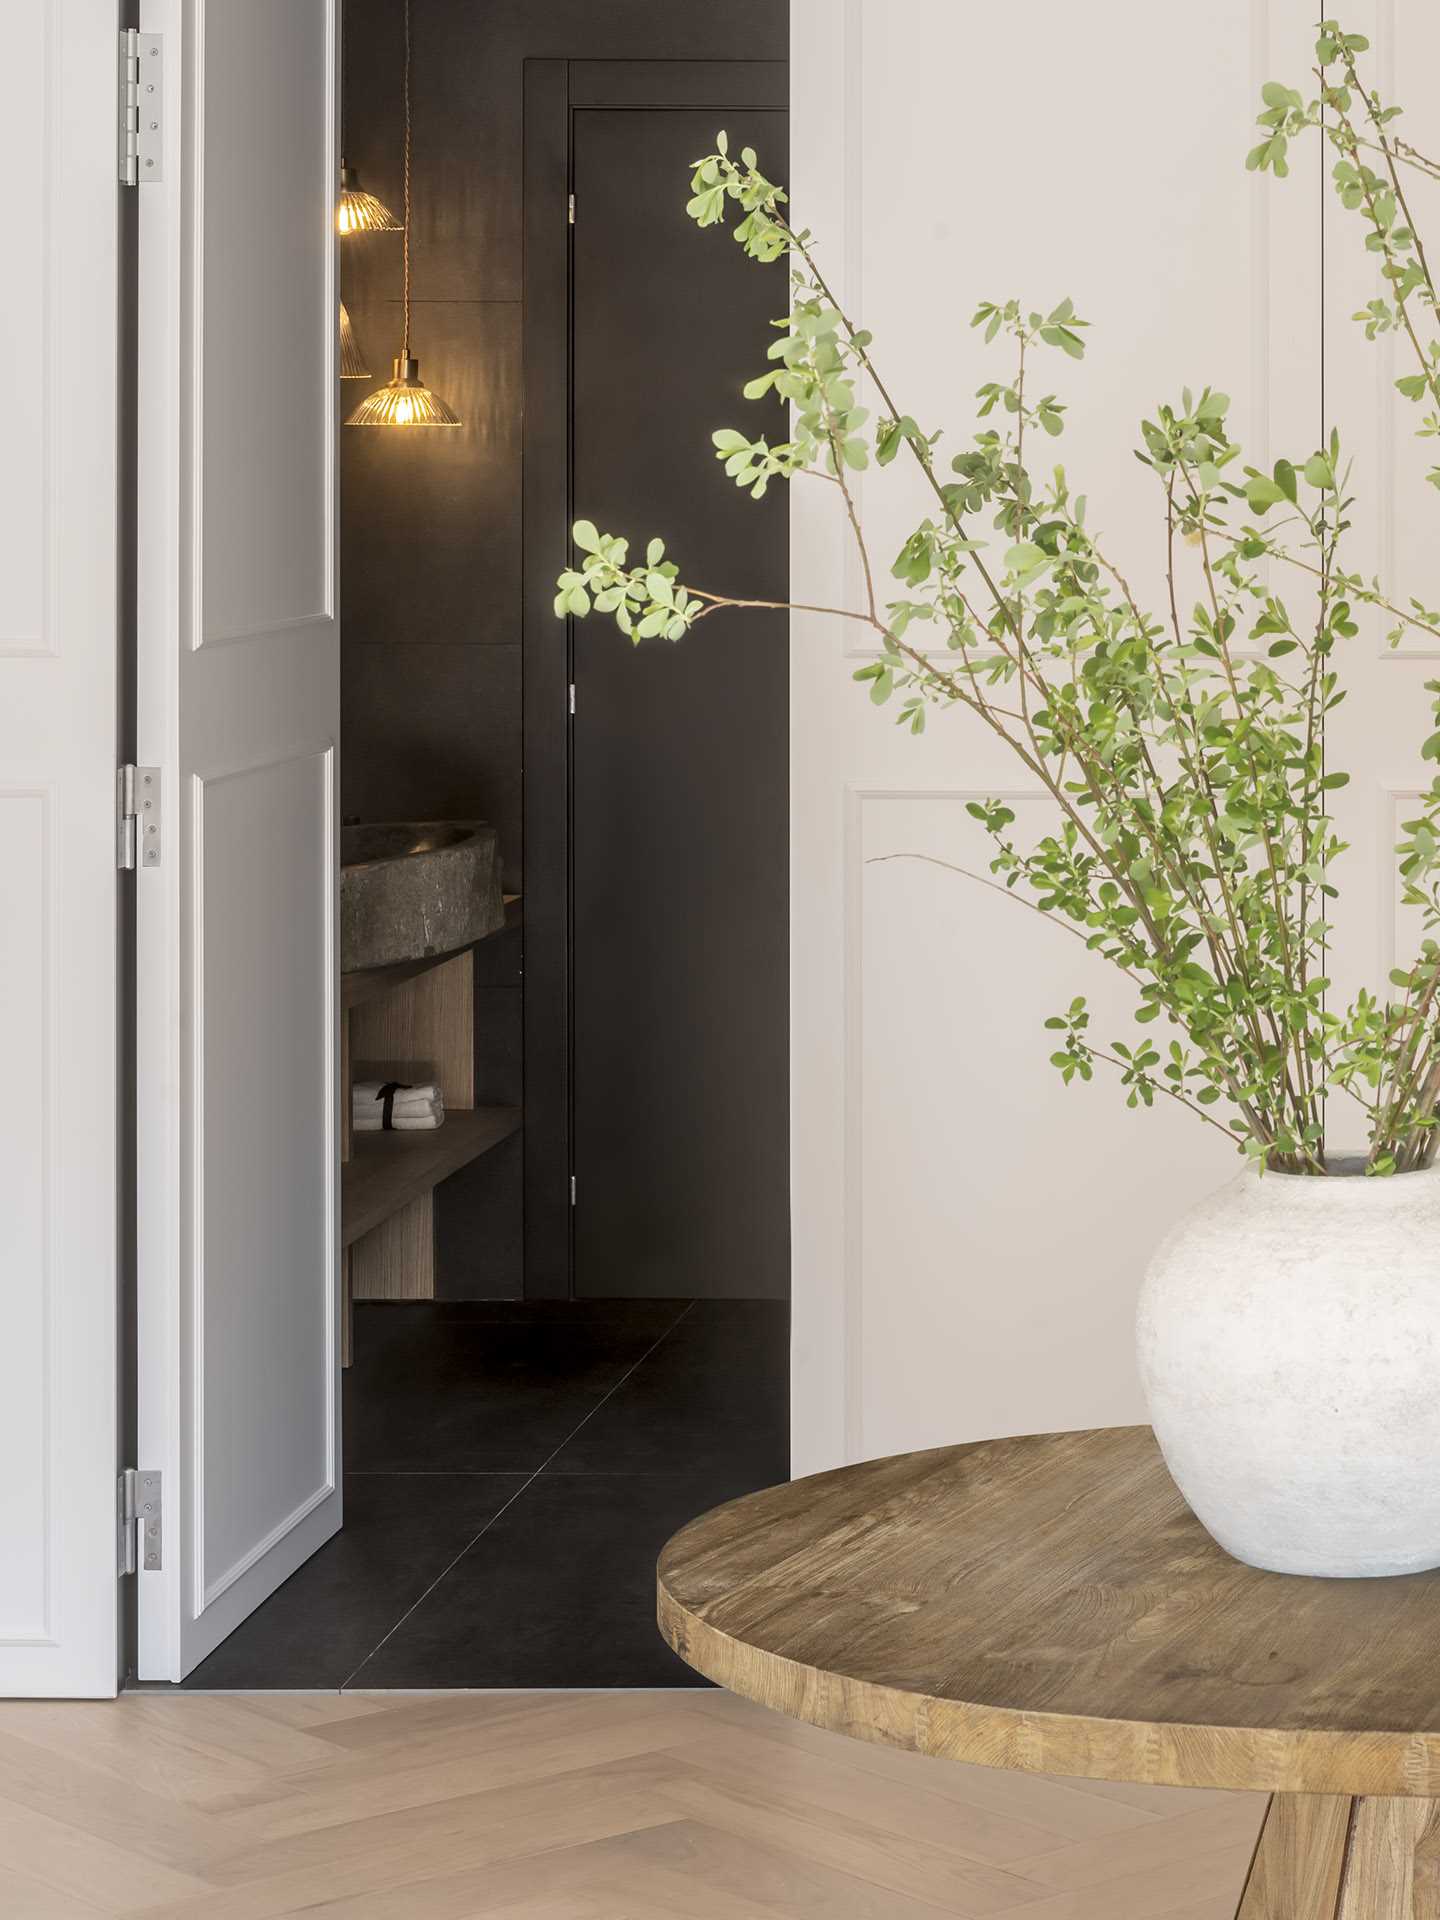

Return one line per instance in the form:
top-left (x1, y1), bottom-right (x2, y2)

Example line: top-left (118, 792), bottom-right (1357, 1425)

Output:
top-left (1246, 475), bottom-right (1287, 513)
top-left (1303, 452), bottom-right (1334, 488)
top-left (1005, 541), bottom-right (1049, 576)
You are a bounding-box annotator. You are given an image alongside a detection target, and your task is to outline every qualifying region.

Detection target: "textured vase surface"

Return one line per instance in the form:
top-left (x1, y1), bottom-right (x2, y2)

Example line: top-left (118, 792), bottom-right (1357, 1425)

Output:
top-left (1137, 1162), bottom-right (1440, 1577)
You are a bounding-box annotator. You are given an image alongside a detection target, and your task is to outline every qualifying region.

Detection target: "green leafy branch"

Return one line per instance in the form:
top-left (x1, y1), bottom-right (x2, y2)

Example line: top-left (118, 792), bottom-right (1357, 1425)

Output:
top-left (554, 108), bottom-right (1440, 1174)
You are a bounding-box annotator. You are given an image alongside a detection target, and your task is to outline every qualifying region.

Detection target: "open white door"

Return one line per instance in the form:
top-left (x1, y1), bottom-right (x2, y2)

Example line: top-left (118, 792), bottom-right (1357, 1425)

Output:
top-left (0, 0), bottom-right (120, 1699)
top-left (136, 0), bottom-right (341, 1680)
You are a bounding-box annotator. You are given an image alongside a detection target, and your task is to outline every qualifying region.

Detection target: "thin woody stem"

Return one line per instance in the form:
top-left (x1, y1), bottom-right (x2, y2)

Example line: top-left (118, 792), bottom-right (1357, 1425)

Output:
top-left (798, 287), bottom-right (1279, 1147)
top-left (1324, 82), bottom-right (1440, 412)
top-left (1212, 527), bottom-right (1440, 646)
top-left (1341, 52), bottom-right (1438, 305)
top-left (1178, 468), bottom-right (1318, 1160)
top-left (689, 589), bottom-right (871, 625)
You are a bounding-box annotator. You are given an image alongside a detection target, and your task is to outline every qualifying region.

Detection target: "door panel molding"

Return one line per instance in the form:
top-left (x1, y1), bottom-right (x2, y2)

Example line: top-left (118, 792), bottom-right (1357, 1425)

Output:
top-left (0, 2), bottom-right (60, 659)
top-left (189, 0), bottom-right (337, 654)
top-left (0, 785), bottom-right (57, 1648)
top-left (202, 1481), bottom-right (335, 1615)
top-left (188, 746), bottom-right (337, 1618)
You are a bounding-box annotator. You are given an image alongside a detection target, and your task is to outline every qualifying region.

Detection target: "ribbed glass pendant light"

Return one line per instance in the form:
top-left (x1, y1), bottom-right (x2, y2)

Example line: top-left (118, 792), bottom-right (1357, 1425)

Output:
top-left (339, 302), bottom-right (371, 379)
top-left (337, 162), bottom-right (402, 235)
top-left (346, 0), bottom-right (460, 428)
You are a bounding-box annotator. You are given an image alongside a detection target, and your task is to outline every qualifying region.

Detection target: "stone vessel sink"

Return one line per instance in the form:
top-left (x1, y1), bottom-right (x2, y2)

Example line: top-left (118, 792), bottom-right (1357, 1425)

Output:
top-left (341, 821), bottom-right (503, 974)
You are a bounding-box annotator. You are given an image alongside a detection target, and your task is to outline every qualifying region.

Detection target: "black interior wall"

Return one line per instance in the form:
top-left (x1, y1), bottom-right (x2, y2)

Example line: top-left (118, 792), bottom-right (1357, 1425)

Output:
top-left (340, 0), bottom-right (788, 856)
top-left (341, 1), bottom-right (789, 1297)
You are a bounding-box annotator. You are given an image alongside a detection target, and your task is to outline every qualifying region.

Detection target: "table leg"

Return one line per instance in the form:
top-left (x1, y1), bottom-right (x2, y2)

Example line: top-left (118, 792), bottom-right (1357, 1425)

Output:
top-left (1236, 1793), bottom-right (1440, 1918)
top-left (1236, 1794), bottom-right (1351, 1917)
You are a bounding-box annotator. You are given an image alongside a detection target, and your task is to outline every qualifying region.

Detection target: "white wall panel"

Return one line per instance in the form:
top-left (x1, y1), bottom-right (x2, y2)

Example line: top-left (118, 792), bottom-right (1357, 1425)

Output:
top-left (853, 791), bottom-right (1223, 1461)
top-left (791, 0), bottom-right (1321, 1471)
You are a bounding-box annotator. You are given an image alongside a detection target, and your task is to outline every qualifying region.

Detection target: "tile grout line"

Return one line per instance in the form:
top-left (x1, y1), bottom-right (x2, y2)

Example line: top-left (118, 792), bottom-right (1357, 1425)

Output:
top-left (338, 1299), bottom-right (699, 1689)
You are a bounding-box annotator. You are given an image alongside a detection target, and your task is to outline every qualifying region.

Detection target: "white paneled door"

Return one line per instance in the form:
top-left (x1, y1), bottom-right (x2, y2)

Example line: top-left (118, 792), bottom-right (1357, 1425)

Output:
top-left (0, 0), bottom-right (120, 1698)
top-left (135, 0), bottom-right (342, 1680)
top-left (788, 0), bottom-right (1324, 1472)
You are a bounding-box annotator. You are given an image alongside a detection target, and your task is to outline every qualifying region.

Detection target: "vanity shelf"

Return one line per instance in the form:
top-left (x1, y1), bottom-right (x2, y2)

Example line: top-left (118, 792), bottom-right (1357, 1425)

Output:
top-left (343, 1104), bottom-right (521, 1248)
top-left (340, 897), bottom-right (520, 1362)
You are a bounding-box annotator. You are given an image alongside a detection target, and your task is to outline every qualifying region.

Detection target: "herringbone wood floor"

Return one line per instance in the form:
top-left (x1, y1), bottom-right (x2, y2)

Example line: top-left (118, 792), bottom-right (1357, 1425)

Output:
top-left (0, 1688), bottom-right (1265, 1918)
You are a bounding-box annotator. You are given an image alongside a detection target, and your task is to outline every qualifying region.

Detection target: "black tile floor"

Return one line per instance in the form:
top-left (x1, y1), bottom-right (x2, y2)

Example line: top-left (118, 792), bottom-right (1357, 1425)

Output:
top-left (181, 1297), bottom-right (788, 1689)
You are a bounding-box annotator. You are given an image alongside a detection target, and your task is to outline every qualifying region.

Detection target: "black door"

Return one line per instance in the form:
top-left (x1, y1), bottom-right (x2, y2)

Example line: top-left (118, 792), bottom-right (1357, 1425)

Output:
top-left (569, 92), bottom-right (789, 1299)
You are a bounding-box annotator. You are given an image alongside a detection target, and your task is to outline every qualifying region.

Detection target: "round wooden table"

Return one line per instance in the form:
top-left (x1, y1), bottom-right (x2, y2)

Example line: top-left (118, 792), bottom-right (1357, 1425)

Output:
top-left (658, 1426), bottom-right (1440, 1918)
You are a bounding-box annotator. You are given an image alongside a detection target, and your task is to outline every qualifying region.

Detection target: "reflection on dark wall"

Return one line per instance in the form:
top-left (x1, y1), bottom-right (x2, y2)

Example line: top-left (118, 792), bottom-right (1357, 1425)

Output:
top-left (342, 0), bottom-right (788, 1297)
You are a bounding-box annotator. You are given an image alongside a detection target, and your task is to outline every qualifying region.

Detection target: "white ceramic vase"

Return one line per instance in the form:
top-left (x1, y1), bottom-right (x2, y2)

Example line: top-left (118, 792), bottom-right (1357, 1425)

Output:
top-left (1137, 1162), bottom-right (1440, 1577)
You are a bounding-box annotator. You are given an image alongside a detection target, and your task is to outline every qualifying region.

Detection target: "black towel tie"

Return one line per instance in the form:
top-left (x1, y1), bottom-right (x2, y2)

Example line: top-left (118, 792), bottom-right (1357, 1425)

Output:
top-left (376, 1080), bottom-right (411, 1131)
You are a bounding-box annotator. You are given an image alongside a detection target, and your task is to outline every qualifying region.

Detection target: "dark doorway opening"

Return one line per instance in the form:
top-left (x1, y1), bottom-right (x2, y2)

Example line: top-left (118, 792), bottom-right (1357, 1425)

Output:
top-left (170, 37), bottom-right (790, 1693)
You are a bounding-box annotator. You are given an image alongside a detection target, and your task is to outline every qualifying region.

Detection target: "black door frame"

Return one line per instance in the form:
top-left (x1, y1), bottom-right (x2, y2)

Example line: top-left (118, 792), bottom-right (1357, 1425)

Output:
top-left (520, 58), bottom-right (789, 1297)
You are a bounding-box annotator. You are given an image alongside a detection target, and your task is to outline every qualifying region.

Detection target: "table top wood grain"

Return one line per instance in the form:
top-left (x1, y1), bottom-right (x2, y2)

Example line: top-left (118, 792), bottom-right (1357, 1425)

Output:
top-left (657, 1425), bottom-right (1440, 1797)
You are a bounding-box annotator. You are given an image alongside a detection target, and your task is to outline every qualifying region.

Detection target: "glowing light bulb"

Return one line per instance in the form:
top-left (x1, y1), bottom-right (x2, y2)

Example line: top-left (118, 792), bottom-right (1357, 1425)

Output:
top-left (345, 356), bottom-right (460, 427)
top-left (337, 163), bottom-right (401, 236)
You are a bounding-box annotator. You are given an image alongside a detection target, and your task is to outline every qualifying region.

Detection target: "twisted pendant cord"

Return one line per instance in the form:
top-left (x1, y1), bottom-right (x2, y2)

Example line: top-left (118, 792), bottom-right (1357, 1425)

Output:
top-left (401, 0), bottom-right (412, 357)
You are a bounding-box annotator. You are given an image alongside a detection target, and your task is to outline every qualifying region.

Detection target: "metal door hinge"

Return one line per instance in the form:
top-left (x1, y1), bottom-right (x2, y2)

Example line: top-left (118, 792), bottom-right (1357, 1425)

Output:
top-left (568, 683), bottom-right (576, 716)
top-left (119, 30), bottom-right (164, 185)
top-left (568, 193), bottom-right (575, 225)
top-left (118, 1470), bottom-right (163, 1575)
top-left (117, 764), bottom-right (162, 870)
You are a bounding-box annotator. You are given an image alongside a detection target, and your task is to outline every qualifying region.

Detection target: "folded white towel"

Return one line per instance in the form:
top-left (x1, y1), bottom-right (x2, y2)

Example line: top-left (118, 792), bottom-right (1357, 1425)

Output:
top-left (353, 1109), bottom-right (444, 1133)
top-left (353, 1097), bottom-right (441, 1118)
top-left (353, 1079), bottom-right (441, 1112)
top-left (352, 1079), bottom-right (445, 1132)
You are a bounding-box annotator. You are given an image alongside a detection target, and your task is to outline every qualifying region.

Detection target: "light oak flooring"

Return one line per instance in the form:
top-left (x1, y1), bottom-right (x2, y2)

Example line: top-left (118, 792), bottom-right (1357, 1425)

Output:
top-left (0, 1688), bottom-right (1267, 1919)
